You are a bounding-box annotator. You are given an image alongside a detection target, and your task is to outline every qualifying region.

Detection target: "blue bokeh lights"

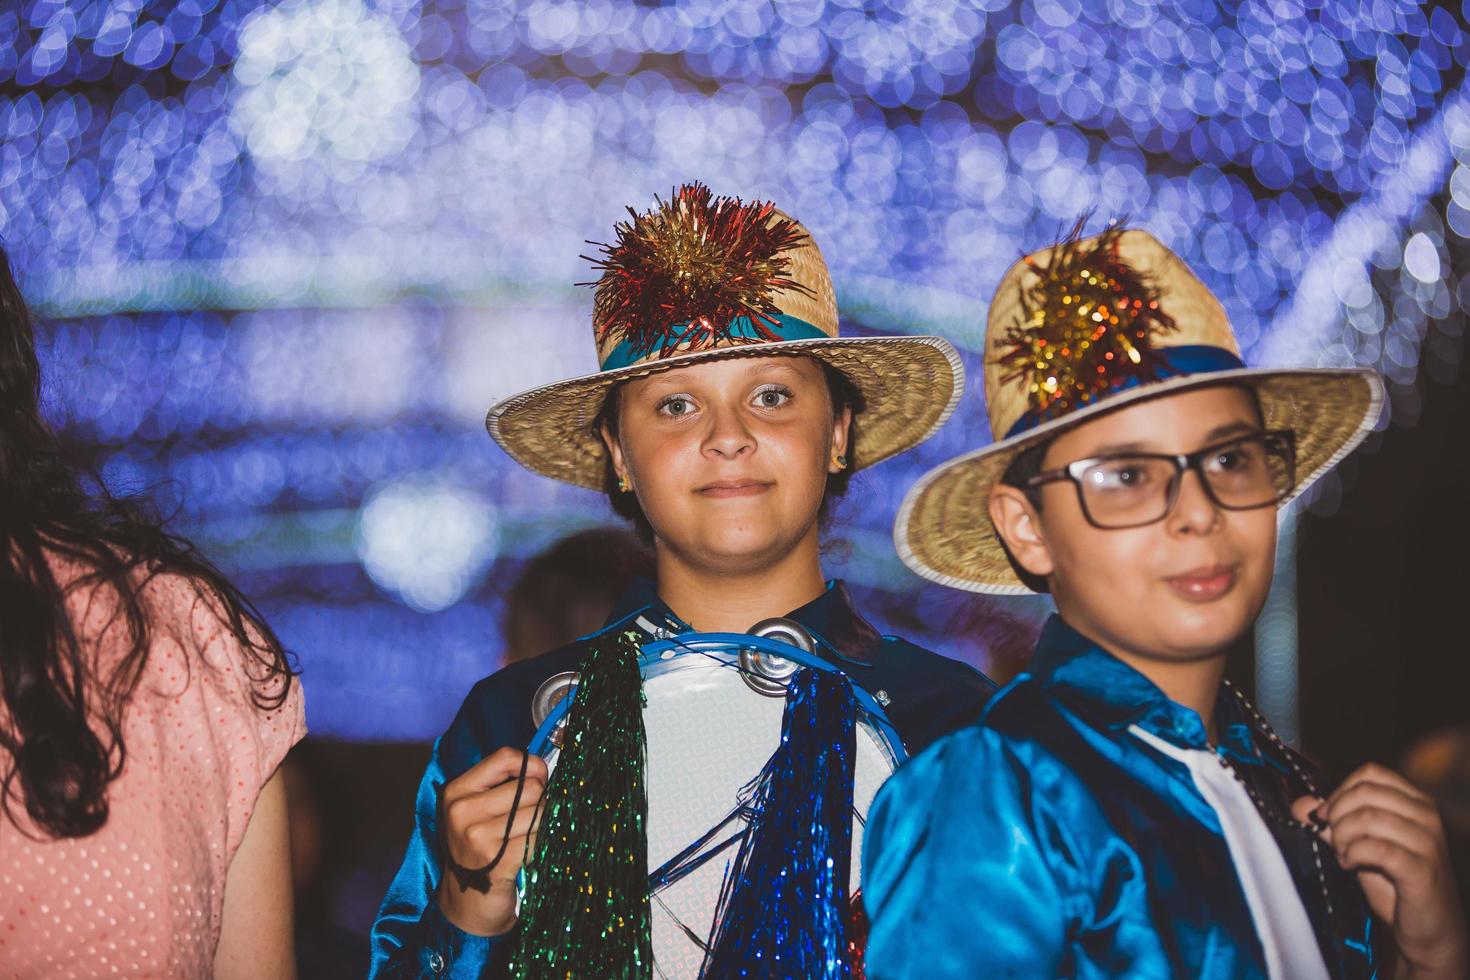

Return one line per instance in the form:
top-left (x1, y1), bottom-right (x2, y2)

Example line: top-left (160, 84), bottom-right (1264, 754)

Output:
top-left (3, 0), bottom-right (1467, 738)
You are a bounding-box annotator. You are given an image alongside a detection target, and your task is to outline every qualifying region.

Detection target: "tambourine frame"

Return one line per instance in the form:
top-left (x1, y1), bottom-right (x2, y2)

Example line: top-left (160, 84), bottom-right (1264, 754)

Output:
top-left (526, 631), bottom-right (906, 767)
top-left (518, 630), bottom-right (905, 972)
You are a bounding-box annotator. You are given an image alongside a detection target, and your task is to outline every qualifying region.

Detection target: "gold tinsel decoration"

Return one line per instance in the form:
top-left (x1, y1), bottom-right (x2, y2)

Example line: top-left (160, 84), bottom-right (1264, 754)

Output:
top-left (994, 219), bottom-right (1178, 420)
top-left (582, 182), bottom-right (814, 361)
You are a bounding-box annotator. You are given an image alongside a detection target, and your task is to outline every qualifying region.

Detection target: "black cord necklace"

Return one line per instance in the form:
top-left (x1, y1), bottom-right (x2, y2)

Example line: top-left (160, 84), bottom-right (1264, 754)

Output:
top-left (1215, 679), bottom-right (1337, 927)
top-left (442, 749), bottom-right (535, 894)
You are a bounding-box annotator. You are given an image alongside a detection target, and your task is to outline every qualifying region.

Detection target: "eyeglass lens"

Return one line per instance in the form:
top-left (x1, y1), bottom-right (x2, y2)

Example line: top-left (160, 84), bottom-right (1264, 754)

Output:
top-left (1077, 435), bottom-right (1293, 529)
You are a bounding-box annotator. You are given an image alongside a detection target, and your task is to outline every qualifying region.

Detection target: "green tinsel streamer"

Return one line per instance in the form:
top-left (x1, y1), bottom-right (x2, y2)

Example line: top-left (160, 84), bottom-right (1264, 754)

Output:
top-left (511, 629), bottom-right (652, 979)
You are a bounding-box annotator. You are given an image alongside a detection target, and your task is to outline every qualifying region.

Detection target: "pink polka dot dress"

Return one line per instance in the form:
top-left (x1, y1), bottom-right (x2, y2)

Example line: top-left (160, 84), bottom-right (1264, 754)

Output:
top-left (0, 569), bottom-right (306, 978)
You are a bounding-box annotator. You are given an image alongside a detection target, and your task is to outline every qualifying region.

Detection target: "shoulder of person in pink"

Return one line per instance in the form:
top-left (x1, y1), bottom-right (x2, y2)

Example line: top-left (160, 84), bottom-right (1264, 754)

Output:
top-left (0, 559), bottom-right (306, 979)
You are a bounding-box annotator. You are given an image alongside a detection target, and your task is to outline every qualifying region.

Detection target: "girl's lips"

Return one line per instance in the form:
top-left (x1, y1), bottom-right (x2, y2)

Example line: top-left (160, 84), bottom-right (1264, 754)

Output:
top-left (1164, 565), bottom-right (1237, 602)
top-left (696, 480), bottom-right (773, 498)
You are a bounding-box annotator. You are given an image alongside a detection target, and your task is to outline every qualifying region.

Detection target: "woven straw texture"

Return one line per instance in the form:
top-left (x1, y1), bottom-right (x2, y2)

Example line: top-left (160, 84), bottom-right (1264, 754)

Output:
top-left (983, 229), bottom-right (1238, 438)
top-left (489, 213), bottom-right (963, 490)
top-left (896, 228), bottom-right (1385, 595)
top-left (589, 210), bottom-right (841, 364)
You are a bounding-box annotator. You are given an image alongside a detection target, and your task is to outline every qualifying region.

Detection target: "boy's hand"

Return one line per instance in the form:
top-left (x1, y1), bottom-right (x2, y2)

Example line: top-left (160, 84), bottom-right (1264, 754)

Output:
top-left (437, 748), bottom-right (549, 937)
top-left (1292, 763), bottom-right (1467, 980)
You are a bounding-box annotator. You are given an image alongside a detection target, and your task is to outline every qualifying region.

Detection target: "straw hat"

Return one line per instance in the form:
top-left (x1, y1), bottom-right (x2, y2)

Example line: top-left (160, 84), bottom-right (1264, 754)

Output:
top-left (487, 183), bottom-right (963, 490)
top-left (896, 225), bottom-right (1384, 595)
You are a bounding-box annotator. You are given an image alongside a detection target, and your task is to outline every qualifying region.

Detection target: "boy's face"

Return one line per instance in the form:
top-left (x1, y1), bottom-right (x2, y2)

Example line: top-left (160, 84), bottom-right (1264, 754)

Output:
top-left (992, 384), bottom-right (1278, 666)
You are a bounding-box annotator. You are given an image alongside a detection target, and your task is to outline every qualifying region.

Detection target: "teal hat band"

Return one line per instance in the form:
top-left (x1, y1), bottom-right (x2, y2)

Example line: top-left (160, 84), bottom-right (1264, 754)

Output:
top-left (598, 313), bottom-right (829, 372)
top-left (1003, 344), bottom-right (1247, 438)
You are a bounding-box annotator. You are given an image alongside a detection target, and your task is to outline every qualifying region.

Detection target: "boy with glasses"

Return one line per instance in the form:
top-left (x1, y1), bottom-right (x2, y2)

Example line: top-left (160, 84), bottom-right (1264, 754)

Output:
top-left (864, 226), bottom-right (1467, 978)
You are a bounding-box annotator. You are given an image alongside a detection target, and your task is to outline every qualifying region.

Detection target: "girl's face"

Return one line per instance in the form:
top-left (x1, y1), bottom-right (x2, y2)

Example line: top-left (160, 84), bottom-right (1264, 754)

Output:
top-left (602, 355), bottom-right (849, 576)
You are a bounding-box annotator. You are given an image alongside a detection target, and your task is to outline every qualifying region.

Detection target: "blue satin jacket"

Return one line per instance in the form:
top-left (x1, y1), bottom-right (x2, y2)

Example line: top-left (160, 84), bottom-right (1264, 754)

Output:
top-left (369, 578), bottom-right (995, 978)
top-left (863, 616), bottom-right (1377, 980)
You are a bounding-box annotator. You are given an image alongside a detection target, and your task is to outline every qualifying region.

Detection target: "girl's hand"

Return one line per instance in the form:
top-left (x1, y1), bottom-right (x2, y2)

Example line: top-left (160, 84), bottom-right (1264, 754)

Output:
top-left (1292, 763), bottom-right (1467, 980)
top-left (437, 748), bottom-right (549, 937)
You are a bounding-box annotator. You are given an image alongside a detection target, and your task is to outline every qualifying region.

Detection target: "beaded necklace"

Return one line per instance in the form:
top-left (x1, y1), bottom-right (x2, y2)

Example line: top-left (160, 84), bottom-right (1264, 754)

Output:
top-left (1215, 678), bottom-right (1337, 926)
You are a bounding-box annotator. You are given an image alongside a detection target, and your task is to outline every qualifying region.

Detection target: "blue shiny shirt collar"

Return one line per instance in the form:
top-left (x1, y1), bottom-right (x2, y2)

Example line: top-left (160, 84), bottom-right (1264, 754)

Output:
top-left (606, 576), bottom-right (881, 667)
top-left (1030, 615), bottom-right (1256, 762)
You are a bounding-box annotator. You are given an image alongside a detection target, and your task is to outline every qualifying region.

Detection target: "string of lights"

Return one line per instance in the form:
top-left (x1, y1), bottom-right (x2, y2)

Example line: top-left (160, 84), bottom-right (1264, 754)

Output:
top-left (3, 0), bottom-right (1466, 738)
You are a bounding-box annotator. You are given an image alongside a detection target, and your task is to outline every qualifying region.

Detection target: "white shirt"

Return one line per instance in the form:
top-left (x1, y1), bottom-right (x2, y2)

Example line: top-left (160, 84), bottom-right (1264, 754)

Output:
top-left (1129, 725), bottom-right (1331, 980)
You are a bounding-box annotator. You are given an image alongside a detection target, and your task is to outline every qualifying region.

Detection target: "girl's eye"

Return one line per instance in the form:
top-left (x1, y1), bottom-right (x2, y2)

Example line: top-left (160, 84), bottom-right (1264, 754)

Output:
top-left (753, 385), bottom-right (791, 409)
top-left (657, 396), bottom-right (695, 418)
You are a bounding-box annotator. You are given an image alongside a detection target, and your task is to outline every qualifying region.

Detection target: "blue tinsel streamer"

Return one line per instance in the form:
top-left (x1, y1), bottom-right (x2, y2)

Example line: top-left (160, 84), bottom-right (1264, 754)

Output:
top-left (700, 667), bottom-right (856, 980)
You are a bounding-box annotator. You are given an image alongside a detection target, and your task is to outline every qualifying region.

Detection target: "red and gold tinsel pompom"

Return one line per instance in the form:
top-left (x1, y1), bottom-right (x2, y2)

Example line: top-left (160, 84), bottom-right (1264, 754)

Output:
top-left (581, 182), bottom-right (814, 360)
top-left (995, 220), bottom-right (1178, 418)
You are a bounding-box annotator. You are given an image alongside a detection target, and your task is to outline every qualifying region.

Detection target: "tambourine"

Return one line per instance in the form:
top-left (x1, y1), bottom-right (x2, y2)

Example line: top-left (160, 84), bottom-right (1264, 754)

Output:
top-left (526, 621), bottom-right (905, 978)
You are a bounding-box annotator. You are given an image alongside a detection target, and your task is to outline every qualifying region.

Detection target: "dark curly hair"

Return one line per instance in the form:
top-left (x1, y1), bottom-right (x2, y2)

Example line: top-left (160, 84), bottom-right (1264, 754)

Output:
top-left (593, 359), bottom-right (865, 543)
top-left (0, 245), bottom-right (296, 840)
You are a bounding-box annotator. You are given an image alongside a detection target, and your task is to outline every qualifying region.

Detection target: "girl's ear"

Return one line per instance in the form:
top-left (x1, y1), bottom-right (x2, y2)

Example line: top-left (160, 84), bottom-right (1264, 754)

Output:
top-left (988, 485), bottom-right (1054, 579)
top-left (599, 420), bottom-right (632, 492)
top-left (827, 405), bottom-right (852, 474)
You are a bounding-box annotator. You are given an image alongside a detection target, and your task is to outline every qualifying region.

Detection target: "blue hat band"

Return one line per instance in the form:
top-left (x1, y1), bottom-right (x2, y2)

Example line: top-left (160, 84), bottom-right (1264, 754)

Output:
top-left (1004, 344), bottom-right (1248, 439)
top-left (598, 313), bottom-right (830, 372)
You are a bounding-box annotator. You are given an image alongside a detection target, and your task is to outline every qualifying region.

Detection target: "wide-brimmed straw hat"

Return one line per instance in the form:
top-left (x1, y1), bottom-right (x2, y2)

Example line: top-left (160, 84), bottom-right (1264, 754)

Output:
top-left (487, 183), bottom-right (963, 490)
top-left (896, 225), bottom-right (1384, 596)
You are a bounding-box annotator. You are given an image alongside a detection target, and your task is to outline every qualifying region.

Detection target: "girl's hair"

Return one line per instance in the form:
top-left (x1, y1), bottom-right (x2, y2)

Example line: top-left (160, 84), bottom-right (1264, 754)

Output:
top-left (592, 359), bottom-right (865, 543)
top-left (0, 246), bottom-right (296, 839)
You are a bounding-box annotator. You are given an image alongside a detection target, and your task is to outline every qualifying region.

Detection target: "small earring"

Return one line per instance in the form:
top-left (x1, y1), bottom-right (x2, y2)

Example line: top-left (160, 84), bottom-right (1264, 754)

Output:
top-left (833, 453), bottom-right (848, 471)
top-left (616, 475), bottom-right (630, 493)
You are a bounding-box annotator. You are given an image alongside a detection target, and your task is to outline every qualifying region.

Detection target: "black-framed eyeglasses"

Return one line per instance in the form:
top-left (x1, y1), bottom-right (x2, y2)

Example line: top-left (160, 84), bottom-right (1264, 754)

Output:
top-left (1024, 430), bottom-right (1297, 530)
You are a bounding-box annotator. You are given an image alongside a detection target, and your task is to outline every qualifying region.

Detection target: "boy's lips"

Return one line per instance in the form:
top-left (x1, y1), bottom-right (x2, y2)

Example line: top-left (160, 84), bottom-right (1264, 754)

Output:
top-left (695, 479), bottom-right (774, 498)
top-left (1164, 564), bottom-right (1238, 602)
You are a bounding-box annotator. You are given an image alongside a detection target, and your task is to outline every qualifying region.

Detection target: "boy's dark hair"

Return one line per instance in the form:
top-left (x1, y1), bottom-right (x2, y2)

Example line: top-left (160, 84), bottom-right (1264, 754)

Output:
top-left (997, 438), bottom-right (1054, 594)
top-left (593, 359), bottom-right (865, 544)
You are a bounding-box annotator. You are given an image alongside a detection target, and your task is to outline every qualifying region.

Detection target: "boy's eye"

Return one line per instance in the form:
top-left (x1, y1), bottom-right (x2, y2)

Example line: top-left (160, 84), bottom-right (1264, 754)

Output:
top-left (752, 385), bottom-right (791, 409)
top-left (1210, 444), bottom-right (1260, 473)
top-left (657, 395), bottom-right (695, 418)
top-left (1086, 461), bottom-right (1155, 492)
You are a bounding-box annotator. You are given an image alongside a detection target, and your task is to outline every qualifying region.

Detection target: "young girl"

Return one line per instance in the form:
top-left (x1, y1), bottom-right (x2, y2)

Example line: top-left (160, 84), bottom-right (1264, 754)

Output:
top-left (369, 183), bottom-right (995, 977)
top-left (0, 248), bottom-right (304, 978)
